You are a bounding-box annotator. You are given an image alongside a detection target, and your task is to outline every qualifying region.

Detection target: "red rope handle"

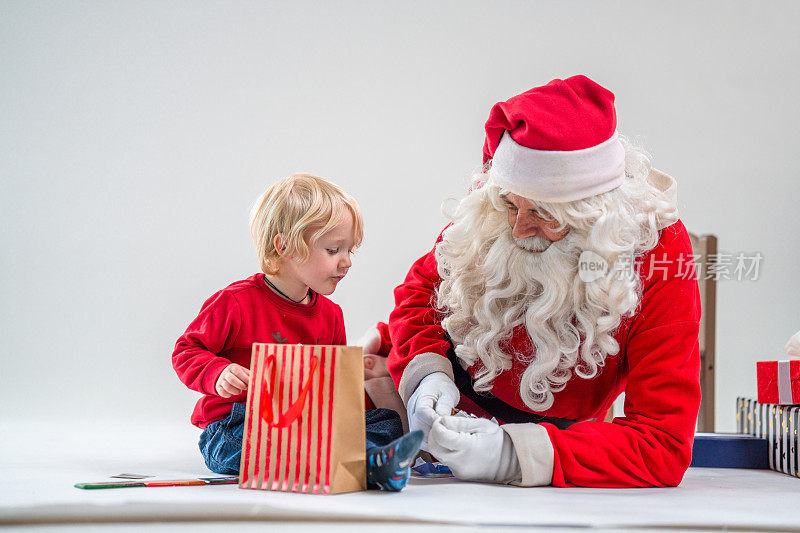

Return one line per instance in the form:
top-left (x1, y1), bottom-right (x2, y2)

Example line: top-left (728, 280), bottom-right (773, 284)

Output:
top-left (260, 354), bottom-right (319, 428)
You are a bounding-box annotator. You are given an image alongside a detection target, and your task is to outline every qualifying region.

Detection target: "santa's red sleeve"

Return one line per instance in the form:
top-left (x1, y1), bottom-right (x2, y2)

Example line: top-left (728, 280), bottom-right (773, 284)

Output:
top-left (503, 221), bottom-right (702, 487)
top-left (387, 232), bottom-right (455, 403)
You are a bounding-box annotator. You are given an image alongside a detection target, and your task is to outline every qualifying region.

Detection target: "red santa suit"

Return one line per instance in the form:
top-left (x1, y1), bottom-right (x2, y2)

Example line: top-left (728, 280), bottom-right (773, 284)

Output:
top-left (387, 215), bottom-right (701, 488)
top-left (386, 76), bottom-right (702, 488)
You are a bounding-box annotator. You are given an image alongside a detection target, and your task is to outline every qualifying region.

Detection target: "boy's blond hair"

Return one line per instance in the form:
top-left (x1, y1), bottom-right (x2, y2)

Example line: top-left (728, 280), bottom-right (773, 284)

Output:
top-left (249, 173), bottom-right (364, 275)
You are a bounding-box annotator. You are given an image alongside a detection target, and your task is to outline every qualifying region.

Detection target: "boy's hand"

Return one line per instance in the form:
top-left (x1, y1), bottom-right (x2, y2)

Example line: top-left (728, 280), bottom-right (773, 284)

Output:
top-left (363, 354), bottom-right (390, 381)
top-left (215, 364), bottom-right (251, 398)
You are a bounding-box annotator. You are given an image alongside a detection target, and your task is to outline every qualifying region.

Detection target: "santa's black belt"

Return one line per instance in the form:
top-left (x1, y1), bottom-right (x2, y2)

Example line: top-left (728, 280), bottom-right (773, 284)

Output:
top-left (445, 345), bottom-right (578, 430)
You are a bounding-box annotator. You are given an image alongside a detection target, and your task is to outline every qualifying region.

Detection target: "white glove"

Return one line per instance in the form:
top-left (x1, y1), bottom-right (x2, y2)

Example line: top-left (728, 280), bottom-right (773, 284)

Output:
top-left (428, 415), bottom-right (521, 484)
top-left (406, 372), bottom-right (460, 451)
top-left (785, 330), bottom-right (800, 359)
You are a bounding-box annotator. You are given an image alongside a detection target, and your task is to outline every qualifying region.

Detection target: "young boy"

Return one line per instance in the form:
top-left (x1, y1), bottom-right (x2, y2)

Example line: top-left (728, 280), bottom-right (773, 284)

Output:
top-left (172, 173), bottom-right (421, 491)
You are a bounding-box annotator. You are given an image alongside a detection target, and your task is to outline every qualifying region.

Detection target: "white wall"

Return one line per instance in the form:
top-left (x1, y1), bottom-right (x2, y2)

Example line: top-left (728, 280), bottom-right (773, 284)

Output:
top-left (2, 0), bottom-right (798, 432)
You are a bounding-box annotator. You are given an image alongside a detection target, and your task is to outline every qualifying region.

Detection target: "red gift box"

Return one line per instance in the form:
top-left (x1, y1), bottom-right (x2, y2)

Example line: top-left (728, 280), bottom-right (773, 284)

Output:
top-left (757, 360), bottom-right (800, 405)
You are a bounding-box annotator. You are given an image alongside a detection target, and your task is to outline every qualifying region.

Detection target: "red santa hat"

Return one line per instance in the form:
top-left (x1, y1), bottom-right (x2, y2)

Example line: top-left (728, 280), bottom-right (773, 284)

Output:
top-left (483, 75), bottom-right (626, 203)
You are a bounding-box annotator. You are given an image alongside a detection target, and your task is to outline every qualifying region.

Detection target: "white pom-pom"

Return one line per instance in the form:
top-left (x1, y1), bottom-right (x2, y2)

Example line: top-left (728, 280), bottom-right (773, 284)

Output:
top-left (356, 326), bottom-right (382, 355)
top-left (784, 330), bottom-right (800, 359)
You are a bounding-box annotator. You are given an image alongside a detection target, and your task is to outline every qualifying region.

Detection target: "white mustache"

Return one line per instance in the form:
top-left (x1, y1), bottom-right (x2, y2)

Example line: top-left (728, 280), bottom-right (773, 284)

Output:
top-left (513, 235), bottom-right (553, 252)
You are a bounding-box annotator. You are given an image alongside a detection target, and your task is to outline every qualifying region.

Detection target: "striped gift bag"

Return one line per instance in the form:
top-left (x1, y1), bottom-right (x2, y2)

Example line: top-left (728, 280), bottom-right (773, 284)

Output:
top-left (239, 343), bottom-right (366, 494)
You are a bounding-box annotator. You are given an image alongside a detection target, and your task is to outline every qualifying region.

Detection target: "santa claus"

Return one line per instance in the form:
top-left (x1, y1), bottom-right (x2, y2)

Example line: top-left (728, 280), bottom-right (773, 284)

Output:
top-left (362, 75), bottom-right (701, 488)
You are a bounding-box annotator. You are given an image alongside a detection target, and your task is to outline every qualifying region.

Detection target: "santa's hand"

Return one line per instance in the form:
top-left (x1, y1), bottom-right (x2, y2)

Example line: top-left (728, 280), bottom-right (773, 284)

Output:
top-left (428, 415), bottom-right (521, 484)
top-left (406, 372), bottom-right (460, 450)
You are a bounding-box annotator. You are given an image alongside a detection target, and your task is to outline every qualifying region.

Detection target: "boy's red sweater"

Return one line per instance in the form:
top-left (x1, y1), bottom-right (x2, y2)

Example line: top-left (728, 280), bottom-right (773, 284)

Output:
top-left (172, 273), bottom-right (346, 428)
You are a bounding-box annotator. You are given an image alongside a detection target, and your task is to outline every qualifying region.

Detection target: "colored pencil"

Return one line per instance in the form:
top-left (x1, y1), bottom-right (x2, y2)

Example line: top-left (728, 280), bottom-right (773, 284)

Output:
top-left (75, 476), bottom-right (238, 489)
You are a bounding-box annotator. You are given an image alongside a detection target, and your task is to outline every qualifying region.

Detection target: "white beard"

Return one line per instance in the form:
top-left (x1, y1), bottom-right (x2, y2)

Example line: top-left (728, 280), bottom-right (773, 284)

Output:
top-left (435, 187), bottom-right (642, 412)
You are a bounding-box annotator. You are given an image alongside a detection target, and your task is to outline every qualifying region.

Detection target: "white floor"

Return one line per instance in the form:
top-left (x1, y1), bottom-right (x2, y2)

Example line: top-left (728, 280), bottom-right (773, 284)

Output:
top-left (2, 418), bottom-right (799, 532)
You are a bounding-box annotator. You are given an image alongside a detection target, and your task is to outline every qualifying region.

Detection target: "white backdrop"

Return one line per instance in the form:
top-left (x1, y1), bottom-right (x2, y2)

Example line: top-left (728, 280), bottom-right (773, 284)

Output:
top-left (2, 1), bottom-right (798, 433)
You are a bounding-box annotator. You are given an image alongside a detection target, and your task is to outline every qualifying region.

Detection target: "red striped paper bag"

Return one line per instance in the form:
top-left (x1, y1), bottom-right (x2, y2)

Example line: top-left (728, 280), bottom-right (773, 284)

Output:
top-left (239, 343), bottom-right (366, 494)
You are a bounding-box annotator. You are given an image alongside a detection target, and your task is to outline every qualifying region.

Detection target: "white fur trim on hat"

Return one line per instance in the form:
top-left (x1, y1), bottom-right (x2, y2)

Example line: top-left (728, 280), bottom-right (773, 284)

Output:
top-left (489, 131), bottom-right (626, 203)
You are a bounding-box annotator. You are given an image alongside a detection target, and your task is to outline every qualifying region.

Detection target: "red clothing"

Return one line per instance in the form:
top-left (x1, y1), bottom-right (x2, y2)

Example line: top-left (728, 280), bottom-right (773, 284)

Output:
top-left (173, 274), bottom-right (346, 428)
top-left (388, 220), bottom-right (701, 488)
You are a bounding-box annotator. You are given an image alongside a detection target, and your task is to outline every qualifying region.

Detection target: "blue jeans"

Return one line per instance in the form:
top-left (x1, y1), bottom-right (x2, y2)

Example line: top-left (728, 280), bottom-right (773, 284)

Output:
top-left (198, 404), bottom-right (404, 475)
